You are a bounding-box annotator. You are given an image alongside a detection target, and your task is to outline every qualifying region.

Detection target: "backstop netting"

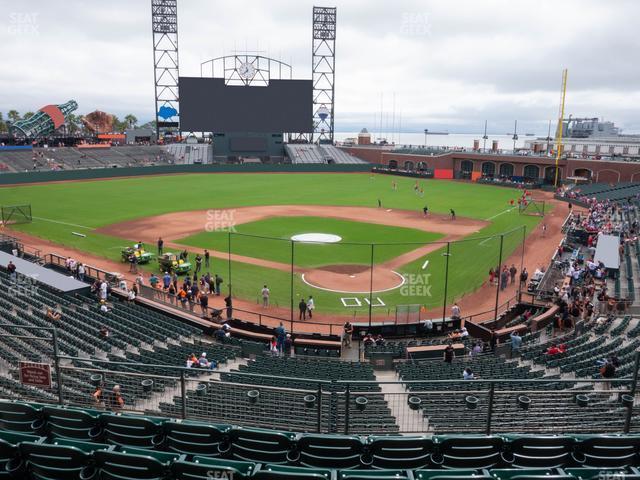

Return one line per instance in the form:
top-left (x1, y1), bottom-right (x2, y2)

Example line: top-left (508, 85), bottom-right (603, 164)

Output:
top-left (519, 199), bottom-right (545, 217)
top-left (1, 205), bottom-right (32, 225)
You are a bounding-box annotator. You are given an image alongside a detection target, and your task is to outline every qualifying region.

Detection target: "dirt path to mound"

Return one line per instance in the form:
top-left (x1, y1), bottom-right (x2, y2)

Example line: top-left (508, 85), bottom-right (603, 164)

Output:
top-left (4, 193), bottom-right (572, 332)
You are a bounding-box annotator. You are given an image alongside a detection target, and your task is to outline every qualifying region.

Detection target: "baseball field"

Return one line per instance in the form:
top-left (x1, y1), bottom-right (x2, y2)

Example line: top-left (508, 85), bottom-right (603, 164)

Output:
top-left (0, 172), bottom-right (547, 318)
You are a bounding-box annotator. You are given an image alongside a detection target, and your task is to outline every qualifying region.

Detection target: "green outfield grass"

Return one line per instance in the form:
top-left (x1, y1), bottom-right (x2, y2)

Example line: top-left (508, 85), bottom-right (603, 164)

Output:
top-left (0, 173), bottom-right (546, 314)
top-left (178, 216), bottom-right (444, 268)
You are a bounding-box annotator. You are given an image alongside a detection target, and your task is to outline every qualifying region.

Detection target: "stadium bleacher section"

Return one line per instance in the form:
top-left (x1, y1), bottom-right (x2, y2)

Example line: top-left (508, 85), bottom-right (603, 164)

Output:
top-left (285, 144), bottom-right (367, 164)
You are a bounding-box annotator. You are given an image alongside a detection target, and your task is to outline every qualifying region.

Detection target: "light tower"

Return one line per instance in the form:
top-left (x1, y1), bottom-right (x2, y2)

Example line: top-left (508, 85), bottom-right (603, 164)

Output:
top-left (151, 0), bottom-right (180, 139)
top-left (311, 6), bottom-right (336, 144)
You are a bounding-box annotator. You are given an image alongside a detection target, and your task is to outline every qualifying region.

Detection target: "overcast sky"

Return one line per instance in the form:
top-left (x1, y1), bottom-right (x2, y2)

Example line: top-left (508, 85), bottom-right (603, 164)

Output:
top-left (1, 0), bottom-right (638, 134)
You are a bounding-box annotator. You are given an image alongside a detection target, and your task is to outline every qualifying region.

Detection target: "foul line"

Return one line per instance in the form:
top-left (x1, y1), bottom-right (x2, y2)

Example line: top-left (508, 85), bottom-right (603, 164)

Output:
top-left (484, 207), bottom-right (516, 221)
top-left (32, 216), bottom-right (93, 230)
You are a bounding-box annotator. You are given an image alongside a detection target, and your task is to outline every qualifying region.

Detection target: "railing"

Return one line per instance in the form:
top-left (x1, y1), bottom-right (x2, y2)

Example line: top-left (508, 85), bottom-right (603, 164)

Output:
top-left (9, 352), bottom-right (633, 435)
top-left (45, 253), bottom-right (122, 286)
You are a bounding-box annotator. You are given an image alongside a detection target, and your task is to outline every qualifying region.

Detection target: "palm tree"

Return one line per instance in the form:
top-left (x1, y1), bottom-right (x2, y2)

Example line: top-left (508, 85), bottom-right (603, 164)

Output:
top-left (7, 110), bottom-right (20, 122)
top-left (124, 114), bottom-right (138, 129)
top-left (22, 112), bottom-right (35, 120)
top-left (0, 113), bottom-right (6, 133)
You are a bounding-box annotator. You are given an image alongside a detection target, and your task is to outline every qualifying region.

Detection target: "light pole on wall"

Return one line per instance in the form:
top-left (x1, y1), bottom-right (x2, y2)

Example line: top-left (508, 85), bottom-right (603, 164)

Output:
top-left (424, 129), bottom-right (428, 149)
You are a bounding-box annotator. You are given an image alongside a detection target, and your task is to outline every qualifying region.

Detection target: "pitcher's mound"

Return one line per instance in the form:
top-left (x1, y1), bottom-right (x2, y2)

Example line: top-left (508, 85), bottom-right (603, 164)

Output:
top-left (302, 265), bottom-right (405, 294)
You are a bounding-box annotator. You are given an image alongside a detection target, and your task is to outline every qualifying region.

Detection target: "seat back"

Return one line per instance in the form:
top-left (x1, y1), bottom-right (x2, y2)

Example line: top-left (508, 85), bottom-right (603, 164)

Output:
top-left (490, 468), bottom-right (573, 480)
top-left (0, 401), bottom-right (41, 434)
top-left (42, 406), bottom-right (100, 441)
top-left (100, 414), bottom-right (163, 448)
top-left (296, 434), bottom-right (364, 469)
top-left (172, 456), bottom-right (256, 480)
top-left (504, 435), bottom-right (575, 468)
top-left (92, 450), bottom-right (170, 480)
top-left (13, 442), bottom-right (91, 480)
top-left (227, 427), bottom-right (296, 464)
top-left (414, 470), bottom-right (492, 479)
top-left (575, 435), bottom-right (640, 468)
top-left (252, 464), bottom-right (332, 480)
top-left (0, 431), bottom-right (43, 479)
top-left (366, 435), bottom-right (434, 469)
top-left (338, 469), bottom-right (411, 479)
top-left (162, 421), bottom-right (228, 457)
top-left (434, 436), bottom-right (504, 469)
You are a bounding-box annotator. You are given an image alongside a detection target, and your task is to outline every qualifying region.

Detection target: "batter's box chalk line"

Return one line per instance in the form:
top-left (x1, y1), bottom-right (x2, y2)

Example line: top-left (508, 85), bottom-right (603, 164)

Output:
top-left (341, 297), bottom-right (362, 307)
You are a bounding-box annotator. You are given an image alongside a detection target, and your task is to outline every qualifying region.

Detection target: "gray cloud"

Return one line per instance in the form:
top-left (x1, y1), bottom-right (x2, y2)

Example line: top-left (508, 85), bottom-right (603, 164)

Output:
top-left (0, 0), bottom-right (637, 134)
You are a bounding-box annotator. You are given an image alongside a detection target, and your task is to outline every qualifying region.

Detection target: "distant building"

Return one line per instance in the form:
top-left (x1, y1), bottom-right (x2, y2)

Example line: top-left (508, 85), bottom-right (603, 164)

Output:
top-left (358, 128), bottom-right (372, 145)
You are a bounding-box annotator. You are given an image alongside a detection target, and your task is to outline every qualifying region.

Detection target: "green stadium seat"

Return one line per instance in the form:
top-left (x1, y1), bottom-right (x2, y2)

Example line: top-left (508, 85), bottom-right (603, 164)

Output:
top-left (338, 469), bottom-right (412, 479)
top-left (490, 468), bottom-right (574, 479)
top-left (171, 455), bottom-right (256, 480)
top-left (564, 467), bottom-right (640, 479)
top-left (252, 464), bottom-right (332, 480)
top-left (432, 436), bottom-right (504, 470)
top-left (573, 435), bottom-right (640, 468)
top-left (294, 434), bottom-right (365, 469)
top-left (501, 435), bottom-right (575, 468)
top-left (50, 437), bottom-right (113, 452)
top-left (7, 441), bottom-right (93, 480)
top-left (159, 420), bottom-right (230, 457)
top-left (364, 435), bottom-right (434, 469)
top-left (414, 469), bottom-right (492, 479)
top-left (41, 406), bottom-right (101, 441)
top-left (90, 449), bottom-right (179, 480)
top-left (0, 401), bottom-right (43, 434)
top-left (98, 414), bottom-right (164, 449)
top-left (227, 427), bottom-right (296, 464)
top-left (0, 431), bottom-right (44, 479)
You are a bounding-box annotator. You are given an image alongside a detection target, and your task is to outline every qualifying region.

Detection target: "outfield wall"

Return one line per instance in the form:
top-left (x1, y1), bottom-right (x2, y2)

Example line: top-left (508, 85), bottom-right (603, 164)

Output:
top-left (0, 163), bottom-right (372, 185)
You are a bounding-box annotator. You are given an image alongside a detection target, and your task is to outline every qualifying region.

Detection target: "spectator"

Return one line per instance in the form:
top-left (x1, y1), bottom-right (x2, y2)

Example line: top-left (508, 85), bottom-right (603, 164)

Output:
top-left (198, 291), bottom-right (209, 317)
top-left (77, 263), bottom-right (85, 282)
top-left (520, 268), bottom-right (529, 286)
top-left (423, 319), bottom-right (433, 335)
top-left (195, 254), bottom-right (202, 274)
top-left (470, 342), bottom-right (483, 357)
top-left (275, 322), bottom-right (286, 353)
top-left (214, 274), bottom-right (223, 296)
top-left (509, 264), bottom-right (517, 284)
top-left (99, 326), bottom-right (109, 338)
top-left (46, 307), bottom-right (61, 322)
top-left (92, 385), bottom-right (103, 406)
top-left (307, 295), bottom-right (315, 318)
top-left (500, 267), bottom-right (509, 291)
top-left (283, 334), bottom-right (293, 356)
top-left (298, 297), bottom-right (307, 321)
top-left (157, 237), bottom-right (163, 255)
top-left (261, 285), bottom-right (270, 307)
top-left (214, 327), bottom-right (226, 343)
top-left (204, 249), bottom-right (210, 268)
top-left (343, 321), bottom-right (353, 348)
top-left (269, 336), bottom-right (278, 354)
top-left (149, 273), bottom-right (159, 289)
top-left (600, 357), bottom-right (617, 391)
top-left (443, 343), bottom-right (455, 363)
top-left (105, 385), bottom-right (125, 412)
top-left (460, 327), bottom-right (469, 338)
top-left (451, 303), bottom-right (461, 320)
top-left (375, 334), bottom-right (385, 346)
top-left (162, 272), bottom-right (171, 291)
top-left (510, 331), bottom-right (522, 355)
top-left (363, 334), bottom-right (374, 347)
top-left (198, 352), bottom-right (215, 370)
top-left (463, 368), bottom-right (474, 380)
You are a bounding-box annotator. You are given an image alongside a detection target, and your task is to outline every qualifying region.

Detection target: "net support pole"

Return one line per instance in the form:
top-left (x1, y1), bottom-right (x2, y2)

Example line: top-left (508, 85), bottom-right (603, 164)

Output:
top-left (290, 240), bottom-right (295, 332)
top-left (494, 235), bottom-right (504, 323)
top-left (52, 327), bottom-right (64, 405)
top-left (518, 226), bottom-right (526, 301)
top-left (368, 244), bottom-right (374, 328)
top-left (227, 231), bottom-right (232, 296)
top-left (442, 242), bottom-right (451, 322)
